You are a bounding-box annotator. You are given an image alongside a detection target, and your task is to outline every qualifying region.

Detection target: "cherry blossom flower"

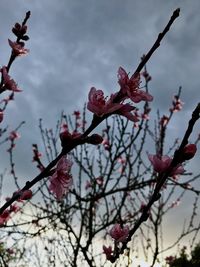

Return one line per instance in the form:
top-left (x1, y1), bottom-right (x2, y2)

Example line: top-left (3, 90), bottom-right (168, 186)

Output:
top-left (8, 39), bottom-right (29, 56)
top-left (118, 67), bottom-right (153, 103)
top-left (116, 104), bottom-right (139, 122)
top-left (1, 66), bottom-right (22, 92)
top-left (49, 156), bottom-right (73, 200)
top-left (87, 87), bottom-right (122, 117)
top-left (109, 223), bottom-right (129, 243)
top-left (103, 245), bottom-right (113, 260)
top-left (0, 210), bottom-right (10, 225)
top-left (148, 154), bottom-right (184, 176)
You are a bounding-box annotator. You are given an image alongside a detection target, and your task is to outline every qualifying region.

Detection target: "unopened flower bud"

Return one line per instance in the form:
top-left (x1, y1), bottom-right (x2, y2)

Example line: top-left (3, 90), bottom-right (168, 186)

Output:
top-left (87, 134), bottom-right (103, 145)
top-left (182, 144), bottom-right (197, 160)
top-left (20, 190), bottom-right (32, 200)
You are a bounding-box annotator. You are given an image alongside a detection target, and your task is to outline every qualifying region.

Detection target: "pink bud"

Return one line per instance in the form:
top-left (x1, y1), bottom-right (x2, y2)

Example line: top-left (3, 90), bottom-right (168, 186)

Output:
top-left (0, 210), bottom-right (10, 225)
top-left (182, 144), bottom-right (197, 160)
top-left (109, 224), bottom-right (129, 243)
top-left (87, 134), bottom-right (103, 145)
top-left (103, 245), bottom-right (113, 260)
top-left (20, 190), bottom-right (32, 200)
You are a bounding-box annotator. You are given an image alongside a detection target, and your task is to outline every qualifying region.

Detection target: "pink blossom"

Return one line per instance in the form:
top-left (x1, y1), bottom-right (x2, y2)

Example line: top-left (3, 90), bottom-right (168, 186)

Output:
top-left (103, 245), bottom-right (113, 260)
top-left (8, 39), bottom-right (29, 56)
top-left (1, 66), bottom-right (22, 92)
top-left (0, 210), bottom-right (10, 225)
top-left (109, 223), bottom-right (129, 243)
top-left (116, 104), bottom-right (139, 122)
top-left (20, 190), bottom-right (32, 200)
top-left (148, 154), bottom-right (184, 176)
top-left (87, 87), bottom-right (122, 117)
top-left (118, 67), bottom-right (153, 103)
top-left (49, 156), bottom-right (73, 200)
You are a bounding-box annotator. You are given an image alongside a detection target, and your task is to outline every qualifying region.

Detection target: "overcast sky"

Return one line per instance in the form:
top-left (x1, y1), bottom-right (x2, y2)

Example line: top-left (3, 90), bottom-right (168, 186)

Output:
top-left (0, 0), bottom-right (200, 257)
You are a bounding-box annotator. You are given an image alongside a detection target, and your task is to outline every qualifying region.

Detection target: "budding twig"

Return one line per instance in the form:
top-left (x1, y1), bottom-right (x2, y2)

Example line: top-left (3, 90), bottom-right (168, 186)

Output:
top-left (108, 103), bottom-right (200, 263)
top-left (0, 8), bottom-right (182, 221)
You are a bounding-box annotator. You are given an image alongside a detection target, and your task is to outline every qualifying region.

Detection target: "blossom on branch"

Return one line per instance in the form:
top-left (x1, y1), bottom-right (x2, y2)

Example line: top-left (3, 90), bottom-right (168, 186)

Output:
top-left (1, 66), bottom-right (22, 92)
top-left (87, 87), bottom-right (122, 117)
top-left (103, 245), bottom-right (113, 260)
top-left (48, 156), bottom-right (73, 200)
top-left (109, 223), bottom-right (129, 243)
top-left (0, 210), bottom-right (10, 226)
top-left (116, 103), bottom-right (139, 122)
top-left (118, 67), bottom-right (153, 103)
top-left (148, 154), bottom-right (184, 176)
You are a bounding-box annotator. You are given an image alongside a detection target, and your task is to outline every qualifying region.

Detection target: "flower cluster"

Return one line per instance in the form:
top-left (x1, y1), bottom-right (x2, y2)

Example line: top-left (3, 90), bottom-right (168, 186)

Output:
top-left (109, 223), bottom-right (129, 243)
top-left (148, 154), bottom-right (184, 176)
top-left (118, 67), bottom-right (153, 103)
top-left (148, 144), bottom-right (197, 176)
top-left (87, 67), bottom-right (153, 122)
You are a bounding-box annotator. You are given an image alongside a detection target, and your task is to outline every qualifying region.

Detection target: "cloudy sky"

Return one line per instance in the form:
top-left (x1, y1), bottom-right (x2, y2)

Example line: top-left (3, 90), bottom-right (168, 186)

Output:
top-left (0, 0), bottom-right (200, 259)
